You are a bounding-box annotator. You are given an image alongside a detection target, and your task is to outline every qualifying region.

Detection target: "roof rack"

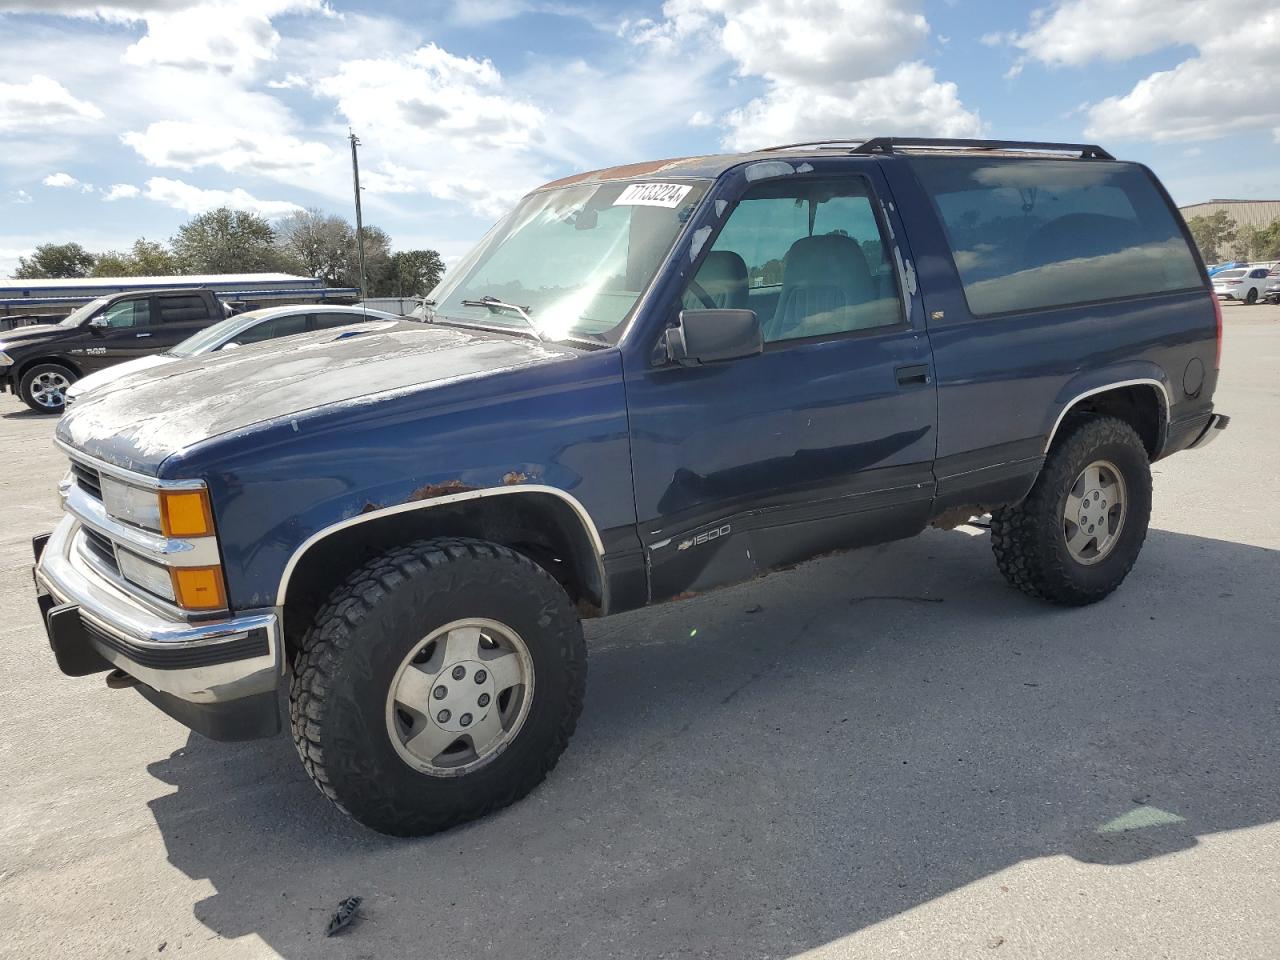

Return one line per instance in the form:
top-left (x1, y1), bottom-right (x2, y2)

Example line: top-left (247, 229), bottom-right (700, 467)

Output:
top-left (761, 136), bottom-right (1115, 161)
top-left (856, 137), bottom-right (1115, 160)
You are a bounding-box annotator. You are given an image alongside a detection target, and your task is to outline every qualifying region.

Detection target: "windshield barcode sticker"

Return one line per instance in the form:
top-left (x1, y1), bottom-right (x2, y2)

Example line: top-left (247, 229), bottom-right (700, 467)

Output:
top-left (613, 183), bottom-right (693, 208)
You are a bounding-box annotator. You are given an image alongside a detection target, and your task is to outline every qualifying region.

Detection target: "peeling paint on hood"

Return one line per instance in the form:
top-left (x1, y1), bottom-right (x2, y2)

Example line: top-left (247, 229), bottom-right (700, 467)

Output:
top-left (57, 319), bottom-right (580, 473)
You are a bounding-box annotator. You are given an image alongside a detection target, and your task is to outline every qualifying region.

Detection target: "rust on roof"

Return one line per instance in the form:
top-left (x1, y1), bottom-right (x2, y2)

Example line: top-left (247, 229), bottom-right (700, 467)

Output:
top-left (534, 155), bottom-right (723, 192)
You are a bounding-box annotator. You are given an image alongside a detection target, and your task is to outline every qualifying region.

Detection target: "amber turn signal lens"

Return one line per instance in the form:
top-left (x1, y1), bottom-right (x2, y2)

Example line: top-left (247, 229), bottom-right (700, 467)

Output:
top-left (171, 565), bottom-right (228, 611)
top-left (160, 489), bottom-right (214, 538)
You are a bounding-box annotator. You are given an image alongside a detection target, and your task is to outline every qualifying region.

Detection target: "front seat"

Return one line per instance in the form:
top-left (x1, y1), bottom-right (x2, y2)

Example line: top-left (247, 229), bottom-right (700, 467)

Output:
top-left (768, 234), bottom-right (875, 341)
top-left (695, 250), bottom-right (749, 310)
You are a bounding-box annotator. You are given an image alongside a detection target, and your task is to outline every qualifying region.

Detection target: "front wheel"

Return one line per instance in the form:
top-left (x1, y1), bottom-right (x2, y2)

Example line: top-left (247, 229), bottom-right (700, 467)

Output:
top-left (19, 362), bottom-right (76, 413)
top-left (1246, 288), bottom-right (1259, 305)
top-left (289, 538), bottom-right (586, 836)
top-left (990, 416), bottom-right (1152, 606)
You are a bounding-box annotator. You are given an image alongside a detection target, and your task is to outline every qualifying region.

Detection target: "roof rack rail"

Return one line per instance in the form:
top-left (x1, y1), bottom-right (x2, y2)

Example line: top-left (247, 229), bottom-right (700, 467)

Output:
top-left (759, 138), bottom-right (872, 152)
top-left (852, 137), bottom-right (1115, 161)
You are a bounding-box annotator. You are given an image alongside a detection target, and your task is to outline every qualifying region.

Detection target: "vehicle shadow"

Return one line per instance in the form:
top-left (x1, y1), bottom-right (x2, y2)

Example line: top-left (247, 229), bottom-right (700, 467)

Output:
top-left (145, 524), bottom-right (1280, 958)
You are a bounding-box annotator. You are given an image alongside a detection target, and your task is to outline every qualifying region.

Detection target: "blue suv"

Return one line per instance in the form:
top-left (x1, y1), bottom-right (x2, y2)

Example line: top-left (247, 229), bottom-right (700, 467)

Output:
top-left (34, 138), bottom-right (1228, 835)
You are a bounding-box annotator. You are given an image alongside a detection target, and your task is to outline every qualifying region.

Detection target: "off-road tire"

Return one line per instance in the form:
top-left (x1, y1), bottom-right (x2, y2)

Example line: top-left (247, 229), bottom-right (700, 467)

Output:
top-left (990, 416), bottom-right (1152, 606)
top-left (289, 537), bottom-right (586, 836)
top-left (18, 362), bottom-right (76, 414)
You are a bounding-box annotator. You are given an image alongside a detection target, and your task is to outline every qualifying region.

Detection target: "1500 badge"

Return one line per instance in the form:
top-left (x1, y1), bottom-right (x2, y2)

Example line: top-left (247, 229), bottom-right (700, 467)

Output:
top-left (72, 347), bottom-right (107, 355)
top-left (678, 524), bottom-right (731, 551)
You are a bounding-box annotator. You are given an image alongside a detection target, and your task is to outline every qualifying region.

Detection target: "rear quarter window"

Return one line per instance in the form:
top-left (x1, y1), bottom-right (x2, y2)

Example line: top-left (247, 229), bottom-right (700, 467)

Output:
top-left (910, 157), bottom-right (1203, 316)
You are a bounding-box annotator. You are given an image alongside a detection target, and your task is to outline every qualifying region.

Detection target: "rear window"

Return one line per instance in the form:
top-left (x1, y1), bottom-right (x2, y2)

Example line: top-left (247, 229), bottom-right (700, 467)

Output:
top-left (910, 157), bottom-right (1202, 316)
top-left (1217, 269), bottom-right (1246, 279)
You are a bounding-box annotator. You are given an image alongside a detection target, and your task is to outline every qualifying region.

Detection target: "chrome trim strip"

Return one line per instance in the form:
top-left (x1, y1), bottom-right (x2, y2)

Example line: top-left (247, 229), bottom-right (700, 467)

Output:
top-left (1043, 378), bottom-right (1171, 454)
top-left (63, 483), bottom-right (221, 567)
top-left (275, 484), bottom-right (608, 610)
top-left (1187, 413), bottom-right (1229, 450)
top-left (55, 438), bottom-right (205, 491)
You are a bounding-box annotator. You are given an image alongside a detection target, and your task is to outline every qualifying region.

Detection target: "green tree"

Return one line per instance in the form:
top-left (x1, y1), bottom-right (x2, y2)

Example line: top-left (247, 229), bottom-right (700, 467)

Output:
top-left (1186, 210), bottom-right (1238, 263)
top-left (1237, 220), bottom-right (1280, 261)
top-left (13, 242), bottom-right (96, 278)
top-left (89, 238), bottom-right (179, 278)
top-left (171, 207), bottom-right (287, 274)
top-left (383, 249), bottom-right (446, 297)
top-left (275, 208), bottom-right (355, 284)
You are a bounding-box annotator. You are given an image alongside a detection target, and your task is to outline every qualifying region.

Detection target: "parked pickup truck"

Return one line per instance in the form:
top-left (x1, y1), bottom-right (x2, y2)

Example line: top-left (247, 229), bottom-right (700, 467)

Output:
top-left (0, 287), bottom-right (231, 412)
top-left (33, 137), bottom-right (1229, 836)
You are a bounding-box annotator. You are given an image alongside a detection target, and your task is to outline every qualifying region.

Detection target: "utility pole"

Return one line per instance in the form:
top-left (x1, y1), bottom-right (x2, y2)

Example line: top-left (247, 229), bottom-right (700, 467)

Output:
top-left (348, 129), bottom-right (368, 300)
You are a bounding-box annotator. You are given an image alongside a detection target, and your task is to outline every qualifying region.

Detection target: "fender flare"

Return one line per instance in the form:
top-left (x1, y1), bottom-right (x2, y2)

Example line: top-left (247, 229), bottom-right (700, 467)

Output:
top-left (275, 483), bottom-right (608, 613)
top-left (1042, 374), bottom-right (1171, 455)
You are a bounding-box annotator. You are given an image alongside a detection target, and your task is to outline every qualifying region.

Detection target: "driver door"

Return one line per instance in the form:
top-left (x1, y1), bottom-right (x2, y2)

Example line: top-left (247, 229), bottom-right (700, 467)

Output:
top-left (80, 296), bottom-right (154, 372)
top-left (623, 162), bottom-right (938, 601)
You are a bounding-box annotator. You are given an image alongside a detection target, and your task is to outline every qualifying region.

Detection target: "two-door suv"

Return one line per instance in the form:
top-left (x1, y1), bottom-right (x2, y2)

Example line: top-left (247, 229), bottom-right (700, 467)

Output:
top-left (34, 138), bottom-right (1228, 835)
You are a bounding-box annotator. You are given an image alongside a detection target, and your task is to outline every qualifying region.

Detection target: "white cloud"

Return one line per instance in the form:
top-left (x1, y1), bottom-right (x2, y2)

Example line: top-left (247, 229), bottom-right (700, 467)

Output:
top-left (723, 62), bottom-right (982, 150)
top-left (143, 177), bottom-right (302, 217)
top-left (6, 190), bottom-right (34, 205)
top-left (42, 172), bottom-right (80, 188)
top-left (1007, 0), bottom-right (1280, 142)
top-left (632, 0), bottom-right (980, 147)
top-left (0, 74), bottom-right (103, 131)
top-left (122, 120), bottom-right (332, 175)
top-left (102, 183), bottom-right (141, 201)
top-left (312, 43), bottom-right (551, 216)
top-left (688, 110), bottom-right (714, 127)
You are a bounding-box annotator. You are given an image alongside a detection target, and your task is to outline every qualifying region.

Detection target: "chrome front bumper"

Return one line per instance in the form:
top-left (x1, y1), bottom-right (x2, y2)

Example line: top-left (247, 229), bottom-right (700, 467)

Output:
top-left (34, 515), bottom-right (282, 740)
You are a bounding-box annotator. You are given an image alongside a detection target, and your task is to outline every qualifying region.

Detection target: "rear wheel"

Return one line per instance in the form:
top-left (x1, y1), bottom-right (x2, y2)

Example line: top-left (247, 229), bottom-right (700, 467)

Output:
top-left (990, 416), bottom-right (1152, 606)
top-left (19, 362), bottom-right (76, 413)
top-left (289, 537), bottom-right (586, 836)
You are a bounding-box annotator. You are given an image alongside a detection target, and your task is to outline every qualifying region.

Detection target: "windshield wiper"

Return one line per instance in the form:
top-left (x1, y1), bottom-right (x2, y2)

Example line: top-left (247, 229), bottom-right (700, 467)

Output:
top-left (460, 295), bottom-right (545, 342)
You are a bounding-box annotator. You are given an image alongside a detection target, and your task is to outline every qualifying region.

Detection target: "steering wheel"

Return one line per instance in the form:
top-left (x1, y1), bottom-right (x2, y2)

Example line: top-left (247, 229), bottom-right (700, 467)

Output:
top-left (687, 280), bottom-right (718, 310)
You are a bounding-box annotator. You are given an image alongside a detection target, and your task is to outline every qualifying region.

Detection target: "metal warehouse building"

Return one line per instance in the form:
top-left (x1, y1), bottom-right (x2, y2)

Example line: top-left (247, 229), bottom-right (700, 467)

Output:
top-left (1179, 199), bottom-right (1280, 231)
top-left (0, 273), bottom-right (358, 324)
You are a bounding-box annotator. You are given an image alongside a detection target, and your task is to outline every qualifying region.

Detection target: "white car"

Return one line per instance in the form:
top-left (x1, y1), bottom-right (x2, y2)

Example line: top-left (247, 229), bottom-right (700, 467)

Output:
top-left (1211, 266), bottom-right (1272, 304)
top-left (64, 303), bottom-right (401, 407)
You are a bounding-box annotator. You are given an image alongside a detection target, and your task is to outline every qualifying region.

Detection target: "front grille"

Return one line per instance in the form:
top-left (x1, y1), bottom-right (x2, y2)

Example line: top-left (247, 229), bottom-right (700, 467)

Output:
top-left (81, 527), bottom-right (119, 573)
top-left (70, 461), bottom-right (103, 501)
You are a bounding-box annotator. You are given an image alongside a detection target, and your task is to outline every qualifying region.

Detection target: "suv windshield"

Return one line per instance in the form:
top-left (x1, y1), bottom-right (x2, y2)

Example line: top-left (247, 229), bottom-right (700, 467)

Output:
top-left (58, 297), bottom-right (110, 327)
top-left (430, 179), bottom-right (708, 343)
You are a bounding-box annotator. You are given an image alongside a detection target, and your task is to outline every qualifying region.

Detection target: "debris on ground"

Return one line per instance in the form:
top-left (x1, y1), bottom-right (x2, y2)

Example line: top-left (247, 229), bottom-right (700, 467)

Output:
top-left (325, 896), bottom-right (363, 937)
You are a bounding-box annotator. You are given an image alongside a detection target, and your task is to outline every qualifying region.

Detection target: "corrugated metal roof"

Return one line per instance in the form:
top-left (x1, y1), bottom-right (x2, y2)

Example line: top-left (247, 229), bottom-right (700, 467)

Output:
top-left (0, 273), bottom-right (320, 290)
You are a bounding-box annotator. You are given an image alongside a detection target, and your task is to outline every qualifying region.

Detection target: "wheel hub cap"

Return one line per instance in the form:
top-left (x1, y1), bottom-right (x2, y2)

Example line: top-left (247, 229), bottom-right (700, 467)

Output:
top-left (1063, 459), bottom-right (1127, 565)
top-left (385, 618), bottom-right (533, 777)
top-left (31, 372), bottom-right (70, 408)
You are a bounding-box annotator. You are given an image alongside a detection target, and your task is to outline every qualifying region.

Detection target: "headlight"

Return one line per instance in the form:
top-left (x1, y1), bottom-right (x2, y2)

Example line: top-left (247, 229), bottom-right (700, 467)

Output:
top-left (116, 548), bottom-right (177, 601)
top-left (0, 350), bottom-right (12, 367)
top-left (99, 476), bottom-right (163, 532)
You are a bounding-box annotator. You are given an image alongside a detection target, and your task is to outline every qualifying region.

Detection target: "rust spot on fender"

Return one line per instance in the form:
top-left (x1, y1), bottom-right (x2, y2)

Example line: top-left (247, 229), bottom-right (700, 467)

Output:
top-left (501, 471), bottom-right (532, 486)
top-left (407, 480), bottom-right (475, 502)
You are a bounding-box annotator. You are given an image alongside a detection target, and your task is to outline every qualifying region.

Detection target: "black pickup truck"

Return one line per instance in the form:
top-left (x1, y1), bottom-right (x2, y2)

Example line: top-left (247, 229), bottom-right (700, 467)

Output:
top-left (0, 288), bottom-right (230, 412)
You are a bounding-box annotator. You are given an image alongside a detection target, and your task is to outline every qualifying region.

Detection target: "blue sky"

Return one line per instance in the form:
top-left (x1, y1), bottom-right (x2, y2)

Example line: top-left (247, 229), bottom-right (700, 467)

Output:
top-left (2, 0), bottom-right (1278, 276)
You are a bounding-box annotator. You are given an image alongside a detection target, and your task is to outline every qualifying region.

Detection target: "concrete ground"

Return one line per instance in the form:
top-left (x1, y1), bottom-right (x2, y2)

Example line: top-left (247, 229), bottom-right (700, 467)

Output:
top-left (1, 303), bottom-right (1277, 959)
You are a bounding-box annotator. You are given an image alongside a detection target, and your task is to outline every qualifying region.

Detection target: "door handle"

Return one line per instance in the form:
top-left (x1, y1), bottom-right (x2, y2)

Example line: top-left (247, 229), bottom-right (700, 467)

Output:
top-left (895, 363), bottom-right (930, 387)
top-left (135, 332), bottom-right (151, 338)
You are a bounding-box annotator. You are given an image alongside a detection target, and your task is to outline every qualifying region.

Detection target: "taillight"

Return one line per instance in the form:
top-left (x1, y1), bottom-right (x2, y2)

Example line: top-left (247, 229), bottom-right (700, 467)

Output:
top-left (1212, 294), bottom-right (1223, 370)
top-left (1226, 279), bottom-right (1243, 285)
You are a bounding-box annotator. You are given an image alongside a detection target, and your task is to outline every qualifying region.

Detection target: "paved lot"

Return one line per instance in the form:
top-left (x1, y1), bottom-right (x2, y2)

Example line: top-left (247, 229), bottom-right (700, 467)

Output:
top-left (1, 303), bottom-right (1278, 959)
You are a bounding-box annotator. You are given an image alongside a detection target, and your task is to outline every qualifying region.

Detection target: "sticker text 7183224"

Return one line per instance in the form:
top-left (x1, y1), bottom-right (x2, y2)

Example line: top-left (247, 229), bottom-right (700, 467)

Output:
top-left (613, 183), bottom-right (693, 208)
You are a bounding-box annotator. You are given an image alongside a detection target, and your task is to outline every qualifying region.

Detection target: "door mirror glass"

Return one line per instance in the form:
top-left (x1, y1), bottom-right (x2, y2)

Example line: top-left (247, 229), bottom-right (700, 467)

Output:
top-left (667, 309), bottom-right (762, 365)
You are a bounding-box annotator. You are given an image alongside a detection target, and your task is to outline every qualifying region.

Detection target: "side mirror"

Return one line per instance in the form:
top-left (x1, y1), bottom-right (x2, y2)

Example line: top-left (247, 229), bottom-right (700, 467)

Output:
top-left (218, 341), bottom-right (241, 351)
top-left (666, 309), bottom-right (762, 365)
top-left (87, 316), bottom-right (108, 330)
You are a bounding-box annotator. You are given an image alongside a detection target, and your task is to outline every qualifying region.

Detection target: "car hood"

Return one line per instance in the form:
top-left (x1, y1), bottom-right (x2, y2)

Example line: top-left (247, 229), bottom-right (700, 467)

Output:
top-left (0, 322), bottom-right (78, 348)
top-left (67, 353), bottom-right (176, 399)
top-left (57, 320), bottom-right (582, 473)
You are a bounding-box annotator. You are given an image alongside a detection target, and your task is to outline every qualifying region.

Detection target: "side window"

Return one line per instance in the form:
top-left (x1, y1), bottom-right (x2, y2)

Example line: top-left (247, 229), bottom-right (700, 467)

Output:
top-left (98, 298), bottom-right (151, 329)
top-left (1251, 268), bottom-right (1269, 279)
top-left (312, 312), bottom-right (368, 330)
top-left (157, 295), bottom-right (210, 324)
top-left (911, 157), bottom-right (1202, 316)
top-left (234, 314), bottom-right (308, 345)
top-left (684, 177), bottom-right (903, 343)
